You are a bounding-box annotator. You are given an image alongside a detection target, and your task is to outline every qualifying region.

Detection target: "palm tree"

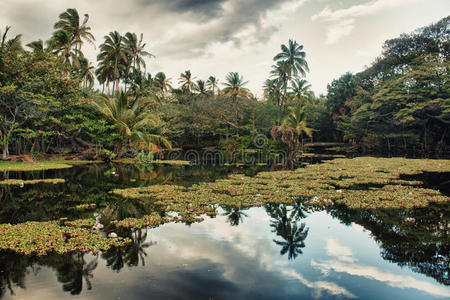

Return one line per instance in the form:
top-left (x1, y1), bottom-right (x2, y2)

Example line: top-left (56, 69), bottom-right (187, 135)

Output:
top-left (47, 29), bottom-right (78, 69)
top-left (94, 91), bottom-right (171, 156)
top-left (124, 32), bottom-right (153, 72)
top-left (290, 79), bottom-right (313, 107)
top-left (26, 40), bottom-right (44, 53)
top-left (97, 31), bottom-right (129, 94)
top-left (206, 76), bottom-right (219, 95)
top-left (54, 8), bottom-right (95, 54)
top-left (270, 61), bottom-right (290, 123)
top-left (273, 39), bottom-right (309, 80)
top-left (154, 72), bottom-right (172, 96)
top-left (194, 79), bottom-right (208, 96)
top-left (222, 72), bottom-right (252, 123)
top-left (78, 57), bottom-right (95, 88)
top-left (0, 26), bottom-right (22, 54)
top-left (178, 70), bottom-right (196, 93)
top-left (283, 105), bottom-right (313, 153)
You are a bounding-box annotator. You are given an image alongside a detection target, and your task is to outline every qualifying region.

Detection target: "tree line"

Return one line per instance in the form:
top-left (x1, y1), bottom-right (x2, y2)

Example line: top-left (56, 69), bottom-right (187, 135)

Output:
top-left (0, 8), bottom-right (448, 160)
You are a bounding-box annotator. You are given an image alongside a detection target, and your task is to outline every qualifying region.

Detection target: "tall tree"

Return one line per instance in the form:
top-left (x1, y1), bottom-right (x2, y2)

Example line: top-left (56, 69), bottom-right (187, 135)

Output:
top-left (178, 70), bottom-right (196, 94)
top-left (97, 31), bottom-right (129, 94)
top-left (54, 8), bottom-right (95, 54)
top-left (124, 32), bottom-right (153, 72)
top-left (222, 72), bottom-right (252, 123)
top-left (273, 39), bottom-right (309, 80)
top-left (206, 76), bottom-right (219, 95)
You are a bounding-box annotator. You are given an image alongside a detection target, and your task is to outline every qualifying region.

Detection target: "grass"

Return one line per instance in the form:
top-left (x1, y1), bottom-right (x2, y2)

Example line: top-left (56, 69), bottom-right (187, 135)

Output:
top-left (0, 178), bottom-right (65, 185)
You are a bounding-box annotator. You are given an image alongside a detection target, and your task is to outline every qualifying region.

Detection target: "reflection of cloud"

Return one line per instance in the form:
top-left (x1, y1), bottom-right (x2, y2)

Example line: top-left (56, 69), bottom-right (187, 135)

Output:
top-left (153, 213), bottom-right (355, 299)
top-left (326, 238), bottom-right (355, 263)
top-left (280, 268), bottom-right (357, 299)
top-left (311, 0), bottom-right (419, 44)
top-left (313, 239), bottom-right (450, 298)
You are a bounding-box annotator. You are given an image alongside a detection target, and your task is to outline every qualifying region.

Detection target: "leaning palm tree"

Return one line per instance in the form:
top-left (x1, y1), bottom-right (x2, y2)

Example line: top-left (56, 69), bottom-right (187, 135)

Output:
top-left (290, 79), bottom-right (313, 107)
top-left (0, 26), bottom-right (22, 54)
top-left (221, 72), bottom-right (252, 123)
top-left (97, 31), bottom-right (129, 94)
top-left (94, 91), bottom-right (171, 156)
top-left (206, 76), bottom-right (219, 95)
top-left (178, 70), bottom-right (196, 93)
top-left (124, 32), bottom-right (153, 72)
top-left (54, 8), bottom-right (95, 54)
top-left (273, 39), bottom-right (309, 80)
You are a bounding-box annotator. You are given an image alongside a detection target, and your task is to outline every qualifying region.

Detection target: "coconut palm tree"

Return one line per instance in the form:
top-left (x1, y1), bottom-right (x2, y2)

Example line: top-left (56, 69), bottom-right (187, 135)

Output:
top-left (206, 76), bottom-right (219, 95)
top-left (270, 61), bottom-right (290, 123)
top-left (283, 105), bottom-right (313, 153)
top-left (178, 70), bottom-right (196, 93)
top-left (154, 72), bottom-right (172, 96)
top-left (194, 79), bottom-right (208, 96)
top-left (222, 72), bottom-right (252, 123)
top-left (273, 39), bottom-right (309, 80)
top-left (124, 32), bottom-right (153, 72)
top-left (78, 57), bottom-right (95, 88)
top-left (0, 26), bottom-right (22, 54)
top-left (54, 8), bottom-right (95, 54)
top-left (47, 29), bottom-right (79, 69)
top-left (97, 31), bottom-right (129, 94)
top-left (26, 40), bottom-right (45, 53)
top-left (94, 91), bottom-right (171, 156)
top-left (290, 79), bottom-right (313, 107)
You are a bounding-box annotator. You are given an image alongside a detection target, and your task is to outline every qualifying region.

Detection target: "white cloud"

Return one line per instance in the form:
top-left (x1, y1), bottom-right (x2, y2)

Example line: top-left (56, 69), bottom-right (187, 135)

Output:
top-left (312, 238), bottom-right (450, 298)
top-left (312, 0), bottom-right (420, 44)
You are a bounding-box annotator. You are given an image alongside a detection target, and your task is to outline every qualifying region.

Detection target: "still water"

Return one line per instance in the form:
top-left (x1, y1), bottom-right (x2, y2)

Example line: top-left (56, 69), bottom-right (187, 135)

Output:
top-left (0, 163), bottom-right (449, 299)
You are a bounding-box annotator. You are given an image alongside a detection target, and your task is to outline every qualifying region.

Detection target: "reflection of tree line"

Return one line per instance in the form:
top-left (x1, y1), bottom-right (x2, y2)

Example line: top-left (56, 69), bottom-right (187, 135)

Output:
top-left (0, 227), bottom-right (154, 298)
top-left (328, 203), bottom-right (450, 285)
top-left (0, 163), bottom-right (259, 224)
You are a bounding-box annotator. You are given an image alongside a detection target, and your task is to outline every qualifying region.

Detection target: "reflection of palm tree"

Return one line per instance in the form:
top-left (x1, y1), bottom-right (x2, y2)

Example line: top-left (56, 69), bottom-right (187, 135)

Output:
top-left (222, 206), bottom-right (248, 226)
top-left (0, 253), bottom-right (28, 297)
top-left (102, 247), bottom-right (126, 272)
top-left (273, 222), bottom-right (308, 260)
top-left (102, 228), bottom-right (156, 271)
top-left (266, 203), bottom-right (309, 260)
top-left (56, 253), bottom-right (98, 295)
top-left (125, 229), bottom-right (156, 267)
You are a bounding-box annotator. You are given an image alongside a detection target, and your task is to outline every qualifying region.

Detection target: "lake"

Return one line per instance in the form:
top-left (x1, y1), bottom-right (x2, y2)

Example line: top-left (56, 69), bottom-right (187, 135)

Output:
top-left (0, 162), bottom-right (449, 299)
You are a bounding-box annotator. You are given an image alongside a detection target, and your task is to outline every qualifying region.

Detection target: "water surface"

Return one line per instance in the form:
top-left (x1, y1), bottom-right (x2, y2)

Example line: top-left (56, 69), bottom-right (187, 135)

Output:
top-left (0, 163), bottom-right (448, 299)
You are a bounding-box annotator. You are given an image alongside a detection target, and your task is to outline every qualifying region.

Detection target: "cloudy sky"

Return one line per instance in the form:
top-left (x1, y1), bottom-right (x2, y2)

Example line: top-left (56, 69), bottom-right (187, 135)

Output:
top-left (1, 0), bottom-right (448, 95)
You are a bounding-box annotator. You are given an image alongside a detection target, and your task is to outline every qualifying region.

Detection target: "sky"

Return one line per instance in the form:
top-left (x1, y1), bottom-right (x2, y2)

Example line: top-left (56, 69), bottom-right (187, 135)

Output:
top-left (0, 0), bottom-right (449, 96)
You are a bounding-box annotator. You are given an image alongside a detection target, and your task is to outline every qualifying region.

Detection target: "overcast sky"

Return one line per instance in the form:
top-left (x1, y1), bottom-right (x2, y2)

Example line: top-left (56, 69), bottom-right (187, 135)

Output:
top-left (1, 0), bottom-right (448, 95)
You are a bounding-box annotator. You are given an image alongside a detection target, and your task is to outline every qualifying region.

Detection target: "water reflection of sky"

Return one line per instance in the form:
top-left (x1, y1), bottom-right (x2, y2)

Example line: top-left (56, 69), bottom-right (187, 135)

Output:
top-left (4, 208), bottom-right (449, 300)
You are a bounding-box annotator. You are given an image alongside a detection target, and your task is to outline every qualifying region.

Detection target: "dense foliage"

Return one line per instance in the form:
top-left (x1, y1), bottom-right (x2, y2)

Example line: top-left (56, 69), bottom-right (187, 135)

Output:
top-left (0, 9), bottom-right (448, 159)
